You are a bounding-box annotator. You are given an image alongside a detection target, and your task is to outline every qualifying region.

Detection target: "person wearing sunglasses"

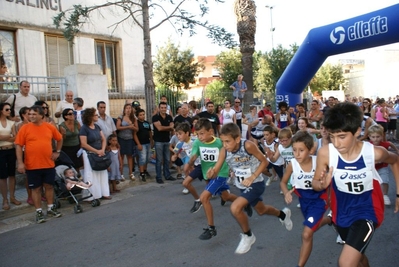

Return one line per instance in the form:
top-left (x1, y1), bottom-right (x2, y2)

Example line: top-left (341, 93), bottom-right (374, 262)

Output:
top-left (34, 100), bottom-right (56, 127)
top-left (0, 102), bottom-right (20, 210)
top-left (59, 108), bottom-right (83, 171)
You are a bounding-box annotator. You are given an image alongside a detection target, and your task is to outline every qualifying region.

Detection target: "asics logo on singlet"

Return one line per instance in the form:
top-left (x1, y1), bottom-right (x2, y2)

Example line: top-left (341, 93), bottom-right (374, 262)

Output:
top-left (339, 172), bottom-right (367, 180)
top-left (236, 170), bottom-right (249, 176)
top-left (297, 174), bottom-right (313, 180)
top-left (201, 148), bottom-right (216, 153)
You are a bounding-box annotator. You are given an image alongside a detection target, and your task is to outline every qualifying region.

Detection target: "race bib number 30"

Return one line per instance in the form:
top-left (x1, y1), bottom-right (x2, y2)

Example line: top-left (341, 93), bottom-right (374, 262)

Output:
top-left (199, 147), bottom-right (219, 162)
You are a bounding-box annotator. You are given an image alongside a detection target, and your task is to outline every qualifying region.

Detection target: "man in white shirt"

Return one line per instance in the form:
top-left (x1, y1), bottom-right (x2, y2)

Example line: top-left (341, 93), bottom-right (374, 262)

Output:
top-left (6, 80), bottom-right (37, 121)
top-left (95, 101), bottom-right (116, 140)
top-left (73, 97), bottom-right (84, 126)
top-left (54, 90), bottom-right (74, 123)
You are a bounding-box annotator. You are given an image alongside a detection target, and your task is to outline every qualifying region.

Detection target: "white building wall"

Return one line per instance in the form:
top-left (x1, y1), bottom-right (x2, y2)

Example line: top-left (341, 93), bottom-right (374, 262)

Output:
top-left (0, 0), bottom-right (145, 91)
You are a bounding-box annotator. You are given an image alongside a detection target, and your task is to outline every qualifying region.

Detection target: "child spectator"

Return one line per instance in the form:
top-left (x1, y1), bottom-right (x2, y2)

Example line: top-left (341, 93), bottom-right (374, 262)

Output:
top-left (106, 134), bottom-right (123, 193)
top-left (280, 131), bottom-right (330, 266)
top-left (134, 108), bottom-right (153, 181)
top-left (313, 102), bottom-right (399, 267)
top-left (207, 123), bottom-right (292, 254)
top-left (368, 124), bottom-right (399, 206)
top-left (64, 168), bottom-right (92, 190)
top-left (169, 125), bottom-right (184, 181)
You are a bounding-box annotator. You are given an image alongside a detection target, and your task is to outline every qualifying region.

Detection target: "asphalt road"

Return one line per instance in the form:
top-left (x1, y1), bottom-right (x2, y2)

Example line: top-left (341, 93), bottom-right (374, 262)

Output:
top-left (0, 178), bottom-right (398, 267)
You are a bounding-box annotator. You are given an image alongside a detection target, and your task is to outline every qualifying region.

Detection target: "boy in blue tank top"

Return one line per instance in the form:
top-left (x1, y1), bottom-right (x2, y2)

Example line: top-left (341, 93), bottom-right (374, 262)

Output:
top-left (313, 102), bottom-right (399, 267)
top-left (280, 131), bottom-right (330, 267)
top-left (207, 123), bottom-right (293, 255)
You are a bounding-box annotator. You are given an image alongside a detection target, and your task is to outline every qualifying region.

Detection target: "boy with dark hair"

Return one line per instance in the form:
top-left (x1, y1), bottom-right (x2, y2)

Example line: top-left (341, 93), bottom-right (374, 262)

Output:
top-left (313, 102), bottom-right (399, 267)
top-left (208, 123), bottom-right (293, 254)
top-left (280, 131), bottom-right (330, 267)
top-left (134, 108), bottom-right (153, 181)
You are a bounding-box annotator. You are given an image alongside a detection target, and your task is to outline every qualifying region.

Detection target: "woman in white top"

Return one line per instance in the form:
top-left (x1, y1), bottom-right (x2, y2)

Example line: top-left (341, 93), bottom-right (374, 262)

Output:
top-left (221, 100), bottom-right (236, 125)
top-left (0, 102), bottom-right (20, 210)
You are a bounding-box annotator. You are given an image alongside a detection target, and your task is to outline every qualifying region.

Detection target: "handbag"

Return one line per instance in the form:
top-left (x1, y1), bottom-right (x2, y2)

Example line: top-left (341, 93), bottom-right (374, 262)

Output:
top-left (87, 151), bottom-right (112, 171)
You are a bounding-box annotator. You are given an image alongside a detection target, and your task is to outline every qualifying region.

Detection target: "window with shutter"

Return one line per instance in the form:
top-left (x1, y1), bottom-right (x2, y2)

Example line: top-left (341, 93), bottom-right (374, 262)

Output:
top-left (95, 40), bottom-right (119, 92)
top-left (44, 35), bottom-right (73, 77)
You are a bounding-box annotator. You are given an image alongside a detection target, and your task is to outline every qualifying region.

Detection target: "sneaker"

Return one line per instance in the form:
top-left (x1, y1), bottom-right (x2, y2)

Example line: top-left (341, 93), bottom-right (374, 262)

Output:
top-left (47, 206), bottom-right (62, 218)
top-left (190, 201), bottom-right (202, 213)
top-left (383, 195), bottom-right (391, 205)
top-left (280, 207), bottom-right (293, 231)
top-left (199, 227), bottom-right (217, 240)
top-left (221, 197), bottom-right (226, 206)
top-left (279, 190), bottom-right (283, 195)
top-left (140, 173), bottom-right (146, 182)
top-left (120, 175), bottom-right (126, 181)
top-left (336, 234), bottom-right (345, 244)
top-left (244, 204), bottom-right (253, 217)
top-left (156, 179), bottom-right (164, 184)
top-left (166, 176), bottom-right (176, 181)
top-left (144, 171), bottom-right (151, 178)
top-left (297, 203), bottom-right (301, 208)
top-left (182, 188), bottom-right (189, 194)
top-left (235, 233), bottom-right (256, 254)
top-left (36, 210), bottom-right (45, 224)
top-left (130, 173), bottom-right (136, 181)
top-left (265, 176), bottom-right (272, 186)
top-left (177, 174), bottom-right (183, 180)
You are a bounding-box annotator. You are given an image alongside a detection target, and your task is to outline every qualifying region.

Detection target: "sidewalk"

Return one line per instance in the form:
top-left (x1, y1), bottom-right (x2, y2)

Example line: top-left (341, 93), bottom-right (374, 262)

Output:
top-left (0, 162), bottom-right (181, 233)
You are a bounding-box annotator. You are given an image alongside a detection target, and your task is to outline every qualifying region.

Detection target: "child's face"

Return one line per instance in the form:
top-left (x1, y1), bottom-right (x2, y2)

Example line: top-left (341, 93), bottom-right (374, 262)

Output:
top-left (297, 119), bottom-right (307, 130)
top-left (109, 137), bottom-right (118, 145)
top-left (369, 133), bottom-right (383, 145)
top-left (161, 97), bottom-right (167, 103)
top-left (279, 136), bottom-right (292, 148)
top-left (220, 134), bottom-right (240, 152)
top-left (320, 126), bottom-right (329, 138)
top-left (197, 128), bottom-right (214, 143)
top-left (192, 119), bottom-right (198, 127)
top-left (293, 142), bottom-right (310, 163)
top-left (263, 131), bottom-right (275, 142)
top-left (138, 112), bottom-right (145, 121)
top-left (329, 131), bottom-right (357, 154)
top-left (177, 130), bottom-right (190, 142)
top-left (65, 169), bottom-right (74, 177)
top-left (280, 106), bottom-right (286, 112)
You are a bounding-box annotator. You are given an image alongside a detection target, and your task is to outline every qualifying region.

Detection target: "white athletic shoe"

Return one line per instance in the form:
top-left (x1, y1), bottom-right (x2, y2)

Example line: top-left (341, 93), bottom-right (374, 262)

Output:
top-left (336, 235), bottom-right (345, 244)
top-left (280, 207), bottom-right (293, 231)
top-left (182, 188), bottom-right (189, 194)
top-left (235, 233), bottom-right (256, 254)
top-left (265, 176), bottom-right (272, 186)
top-left (383, 195), bottom-right (391, 206)
top-left (297, 203), bottom-right (301, 208)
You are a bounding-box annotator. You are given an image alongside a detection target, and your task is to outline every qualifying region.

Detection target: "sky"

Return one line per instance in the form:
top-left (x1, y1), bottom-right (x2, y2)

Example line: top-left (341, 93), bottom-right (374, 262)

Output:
top-left (151, 0), bottom-right (399, 56)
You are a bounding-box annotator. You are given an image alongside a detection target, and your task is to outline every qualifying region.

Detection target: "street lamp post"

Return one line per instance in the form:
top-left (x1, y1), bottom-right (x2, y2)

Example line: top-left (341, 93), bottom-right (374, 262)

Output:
top-left (265, 5), bottom-right (275, 49)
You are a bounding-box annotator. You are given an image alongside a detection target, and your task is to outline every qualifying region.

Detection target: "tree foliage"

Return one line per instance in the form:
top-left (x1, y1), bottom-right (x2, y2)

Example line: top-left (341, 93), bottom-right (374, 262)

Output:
top-left (53, 0), bottom-right (237, 120)
top-left (213, 48), bottom-right (242, 88)
top-left (154, 39), bottom-right (204, 90)
top-left (204, 79), bottom-right (231, 105)
top-left (309, 63), bottom-right (346, 94)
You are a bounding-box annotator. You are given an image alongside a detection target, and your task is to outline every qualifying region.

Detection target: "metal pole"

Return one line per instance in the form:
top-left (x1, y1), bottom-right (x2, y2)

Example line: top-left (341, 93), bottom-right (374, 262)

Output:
top-left (266, 5), bottom-right (275, 49)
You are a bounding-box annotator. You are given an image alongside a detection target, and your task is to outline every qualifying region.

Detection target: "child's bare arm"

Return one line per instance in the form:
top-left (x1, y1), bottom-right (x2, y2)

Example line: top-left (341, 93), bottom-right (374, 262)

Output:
top-left (312, 145), bottom-right (332, 191)
top-left (280, 163), bottom-right (294, 204)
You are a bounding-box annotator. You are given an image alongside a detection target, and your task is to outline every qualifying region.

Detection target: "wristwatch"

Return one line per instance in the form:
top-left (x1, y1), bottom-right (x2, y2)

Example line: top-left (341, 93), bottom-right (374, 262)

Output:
top-left (55, 150), bottom-right (61, 153)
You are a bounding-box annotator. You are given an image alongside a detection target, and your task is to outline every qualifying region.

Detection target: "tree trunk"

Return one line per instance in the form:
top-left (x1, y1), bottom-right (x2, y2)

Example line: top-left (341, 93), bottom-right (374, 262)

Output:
top-left (234, 0), bottom-right (256, 112)
top-left (142, 0), bottom-right (156, 121)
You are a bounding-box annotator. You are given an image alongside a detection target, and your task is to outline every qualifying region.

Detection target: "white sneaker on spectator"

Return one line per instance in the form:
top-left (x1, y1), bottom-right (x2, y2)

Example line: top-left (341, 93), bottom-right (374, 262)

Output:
top-left (182, 188), bottom-right (189, 194)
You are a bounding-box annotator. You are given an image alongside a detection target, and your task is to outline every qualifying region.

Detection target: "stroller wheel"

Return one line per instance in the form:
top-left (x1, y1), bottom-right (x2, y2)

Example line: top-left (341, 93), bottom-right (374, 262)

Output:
top-left (95, 199), bottom-right (101, 206)
top-left (68, 197), bottom-right (75, 204)
top-left (74, 205), bottom-right (83, 213)
top-left (54, 198), bottom-right (61, 209)
top-left (91, 200), bottom-right (98, 207)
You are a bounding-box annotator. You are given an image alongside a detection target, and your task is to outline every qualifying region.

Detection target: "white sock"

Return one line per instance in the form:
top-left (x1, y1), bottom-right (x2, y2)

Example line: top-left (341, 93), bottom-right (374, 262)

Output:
top-left (47, 204), bottom-right (53, 210)
top-left (36, 208), bottom-right (42, 212)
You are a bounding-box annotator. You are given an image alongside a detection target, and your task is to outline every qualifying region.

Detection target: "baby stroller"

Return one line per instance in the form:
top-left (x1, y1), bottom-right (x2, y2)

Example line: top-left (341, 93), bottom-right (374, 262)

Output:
top-left (54, 151), bottom-right (100, 213)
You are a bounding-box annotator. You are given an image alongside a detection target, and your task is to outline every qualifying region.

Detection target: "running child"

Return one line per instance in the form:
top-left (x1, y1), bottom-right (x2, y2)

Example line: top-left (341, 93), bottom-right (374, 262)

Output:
top-left (134, 108), bottom-right (153, 181)
top-left (169, 125), bottom-right (184, 180)
top-left (262, 125), bottom-right (284, 186)
top-left (368, 124), bottom-right (399, 206)
top-left (188, 118), bottom-right (243, 240)
top-left (280, 131), bottom-right (330, 267)
top-left (313, 102), bottom-right (399, 267)
top-left (275, 101), bottom-right (291, 129)
top-left (173, 122), bottom-right (203, 213)
top-left (106, 134), bottom-right (123, 193)
top-left (207, 123), bottom-right (293, 254)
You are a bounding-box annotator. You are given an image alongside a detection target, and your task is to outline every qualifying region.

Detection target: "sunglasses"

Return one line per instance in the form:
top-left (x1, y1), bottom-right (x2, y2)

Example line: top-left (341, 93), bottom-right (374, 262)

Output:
top-left (235, 102), bottom-right (241, 103)
top-left (66, 113), bottom-right (74, 115)
top-left (42, 106), bottom-right (48, 109)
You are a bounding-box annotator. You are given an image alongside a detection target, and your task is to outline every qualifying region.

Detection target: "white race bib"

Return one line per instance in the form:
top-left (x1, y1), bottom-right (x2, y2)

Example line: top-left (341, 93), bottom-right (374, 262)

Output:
top-left (199, 147), bottom-right (219, 162)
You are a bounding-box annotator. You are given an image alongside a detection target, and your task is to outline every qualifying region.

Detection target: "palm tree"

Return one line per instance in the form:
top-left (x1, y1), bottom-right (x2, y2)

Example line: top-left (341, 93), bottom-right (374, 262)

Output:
top-left (234, 0), bottom-right (256, 110)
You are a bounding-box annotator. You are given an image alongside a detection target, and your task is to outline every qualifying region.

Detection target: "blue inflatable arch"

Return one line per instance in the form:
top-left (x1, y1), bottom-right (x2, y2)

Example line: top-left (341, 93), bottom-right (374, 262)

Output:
top-left (276, 4), bottom-right (399, 107)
